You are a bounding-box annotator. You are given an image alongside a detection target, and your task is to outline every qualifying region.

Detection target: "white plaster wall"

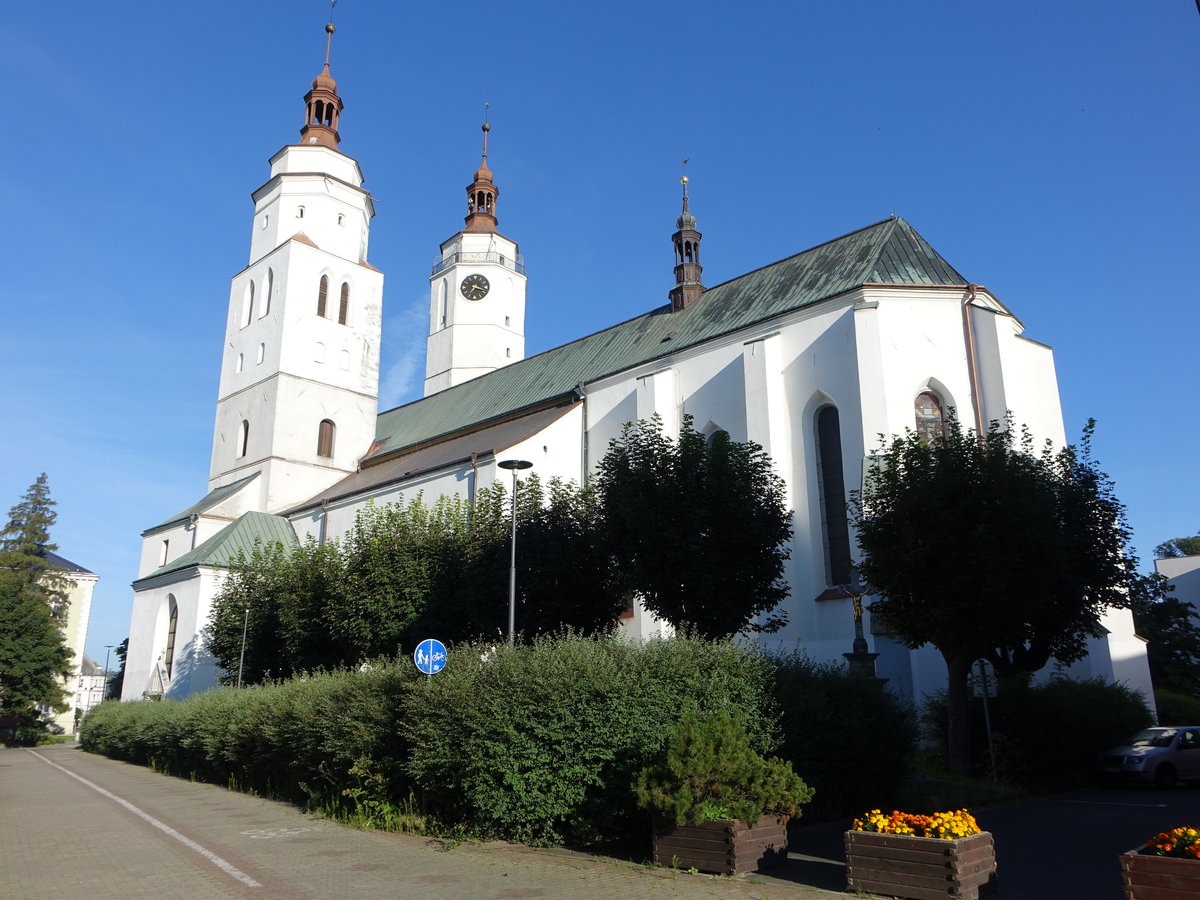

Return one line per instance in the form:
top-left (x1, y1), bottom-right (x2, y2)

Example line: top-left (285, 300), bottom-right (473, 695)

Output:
top-left (137, 521), bottom-right (196, 577)
top-left (293, 406), bottom-right (587, 546)
top-left (122, 568), bottom-right (225, 702)
top-left (1157, 556), bottom-right (1200, 614)
top-left (426, 230), bottom-right (525, 393)
top-left (250, 145), bottom-right (370, 265)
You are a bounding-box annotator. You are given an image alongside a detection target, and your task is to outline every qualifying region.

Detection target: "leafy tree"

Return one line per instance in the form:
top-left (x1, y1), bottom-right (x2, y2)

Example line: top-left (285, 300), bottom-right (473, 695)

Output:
top-left (853, 417), bottom-right (1136, 776)
top-left (208, 538), bottom-right (345, 685)
top-left (513, 477), bottom-right (625, 637)
top-left (1129, 572), bottom-right (1200, 699)
top-left (0, 475), bottom-right (73, 728)
top-left (206, 482), bottom-right (623, 682)
top-left (596, 416), bottom-right (793, 639)
top-left (1155, 532), bottom-right (1200, 559)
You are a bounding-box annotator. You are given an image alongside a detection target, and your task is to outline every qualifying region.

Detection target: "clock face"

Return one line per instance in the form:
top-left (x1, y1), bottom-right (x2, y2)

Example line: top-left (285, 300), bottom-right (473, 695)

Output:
top-left (460, 273), bottom-right (490, 301)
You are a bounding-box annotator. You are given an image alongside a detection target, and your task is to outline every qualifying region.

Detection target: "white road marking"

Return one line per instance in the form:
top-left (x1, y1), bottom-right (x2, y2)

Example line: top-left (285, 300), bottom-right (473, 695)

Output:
top-left (1055, 799), bottom-right (1169, 808)
top-left (27, 750), bottom-right (263, 888)
top-left (241, 827), bottom-right (318, 839)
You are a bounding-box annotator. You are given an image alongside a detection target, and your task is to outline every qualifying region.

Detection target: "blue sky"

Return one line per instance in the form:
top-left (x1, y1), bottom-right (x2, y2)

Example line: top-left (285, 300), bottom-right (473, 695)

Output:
top-left (2, 2), bottom-right (1196, 665)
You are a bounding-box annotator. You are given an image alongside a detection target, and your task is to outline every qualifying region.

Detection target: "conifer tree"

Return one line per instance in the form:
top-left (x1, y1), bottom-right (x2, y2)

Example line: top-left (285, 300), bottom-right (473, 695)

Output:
top-left (0, 475), bottom-right (73, 729)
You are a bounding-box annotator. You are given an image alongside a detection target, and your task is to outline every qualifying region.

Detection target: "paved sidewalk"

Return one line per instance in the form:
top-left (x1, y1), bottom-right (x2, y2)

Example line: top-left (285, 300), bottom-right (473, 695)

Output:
top-left (0, 744), bottom-right (841, 900)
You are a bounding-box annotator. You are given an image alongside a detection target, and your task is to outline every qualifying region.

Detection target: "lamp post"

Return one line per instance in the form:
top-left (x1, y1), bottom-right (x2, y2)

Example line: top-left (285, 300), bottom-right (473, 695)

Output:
top-left (497, 459), bottom-right (533, 645)
top-left (102, 644), bottom-right (114, 704)
top-left (236, 607), bottom-right (249, 689)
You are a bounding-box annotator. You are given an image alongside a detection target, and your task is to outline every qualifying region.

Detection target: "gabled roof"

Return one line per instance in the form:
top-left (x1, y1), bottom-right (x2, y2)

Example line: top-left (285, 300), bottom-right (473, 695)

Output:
top-left (133, 510), bottom-right (296, 585)
top-left (368, 217), bottom-right (965, 464)
top-left (147, 472), bottom-right (260, 532)
top-left (42, 550), bottom-right (94, 575)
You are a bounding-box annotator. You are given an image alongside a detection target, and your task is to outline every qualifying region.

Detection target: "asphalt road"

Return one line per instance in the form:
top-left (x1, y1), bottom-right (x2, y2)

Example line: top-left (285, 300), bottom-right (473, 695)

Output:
top-left (4, 743), bottom-right (1197, 899)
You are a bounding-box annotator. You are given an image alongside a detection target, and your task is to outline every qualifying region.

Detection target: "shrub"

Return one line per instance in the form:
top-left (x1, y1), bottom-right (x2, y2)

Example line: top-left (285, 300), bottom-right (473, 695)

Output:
top-left (923, 674), bottom-right (1152, 789)
top-left (80, 665), bottom-right (419, 821)
top-left (1154, 690), bottom-right (1200, 725)
top-left (770, 653), bottom-right (915, 820)
top-left (402, 632), bottom-right (776, 845)
top-left (634, 711), bottom-right (813, 826)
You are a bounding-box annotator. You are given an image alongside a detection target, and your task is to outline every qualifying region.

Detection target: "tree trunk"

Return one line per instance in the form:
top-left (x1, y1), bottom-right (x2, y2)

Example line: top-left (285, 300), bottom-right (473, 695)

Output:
top-left (944, 654), bottom-right (974, 777)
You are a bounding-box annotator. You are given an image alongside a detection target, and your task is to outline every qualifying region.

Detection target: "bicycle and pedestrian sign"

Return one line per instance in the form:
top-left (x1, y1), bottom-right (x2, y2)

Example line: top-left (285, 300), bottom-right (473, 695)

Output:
top-left (413, 638), bottom-right (447, 676)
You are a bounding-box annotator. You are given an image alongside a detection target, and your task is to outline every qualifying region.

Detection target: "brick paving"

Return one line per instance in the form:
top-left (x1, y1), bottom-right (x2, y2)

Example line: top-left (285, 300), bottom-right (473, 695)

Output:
top-left (0, 744), bottom-right (840, 900)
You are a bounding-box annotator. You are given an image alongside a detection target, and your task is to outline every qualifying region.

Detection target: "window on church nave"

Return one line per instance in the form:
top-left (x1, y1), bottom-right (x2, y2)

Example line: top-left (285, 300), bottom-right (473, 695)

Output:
top-left (915, 391), bottom-right (947, 444)
top-left (338, 283), bottom-right (350, 325)
top-left (163, 596), bottom-right (178, 680)
top-left (815, 405), bottom-right (852, 587)
top-left (238, 420), bottom-right (249, 458)
top-left (317, 419), bottom-right (336, 458)
top-left (317, 275), bottom-right (329, 318)
top-left (256, 343), bottom-right (265, 365)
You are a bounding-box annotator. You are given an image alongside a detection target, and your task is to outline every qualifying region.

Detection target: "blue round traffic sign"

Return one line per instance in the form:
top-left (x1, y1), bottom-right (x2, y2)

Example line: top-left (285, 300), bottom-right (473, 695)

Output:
top-left (413, 638), bottom-right (447, 675)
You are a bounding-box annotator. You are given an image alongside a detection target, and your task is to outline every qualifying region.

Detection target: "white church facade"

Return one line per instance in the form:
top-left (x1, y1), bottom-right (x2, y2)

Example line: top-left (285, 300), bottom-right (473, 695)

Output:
top-left (122, 27), bottom-right (1154, 711)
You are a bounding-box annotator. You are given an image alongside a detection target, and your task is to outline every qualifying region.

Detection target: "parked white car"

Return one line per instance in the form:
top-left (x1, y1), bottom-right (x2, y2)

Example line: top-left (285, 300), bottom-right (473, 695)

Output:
top-left (1100, 726), bottom-right (1200, 787)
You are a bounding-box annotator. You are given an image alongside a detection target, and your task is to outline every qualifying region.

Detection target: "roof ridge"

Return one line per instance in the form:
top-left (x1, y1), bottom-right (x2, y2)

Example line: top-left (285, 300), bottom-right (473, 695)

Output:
top-left (701, 216), bottom-right (902, 295)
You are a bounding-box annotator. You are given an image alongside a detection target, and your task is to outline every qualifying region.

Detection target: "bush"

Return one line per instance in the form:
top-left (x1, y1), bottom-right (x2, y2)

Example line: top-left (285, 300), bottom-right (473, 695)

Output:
top-left (922, 674), bottom-right (1152, 790)
top-left (634, 710), bottom-right (813, 825)
top-left (80, 665), bottom-right (419, 819)
top-left (1154, 690), bottom-right (1200, 725)
top-left (770, 653), bottom-right (915, 820)
top-left (402, 632), bottom-right (777, 845)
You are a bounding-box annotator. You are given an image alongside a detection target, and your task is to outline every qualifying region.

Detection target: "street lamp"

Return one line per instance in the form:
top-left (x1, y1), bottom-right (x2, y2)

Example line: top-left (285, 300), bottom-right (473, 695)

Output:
top-left (102, 645), bottom-right (114, 704)
top-left (498, 459), bottom-right (533, 645)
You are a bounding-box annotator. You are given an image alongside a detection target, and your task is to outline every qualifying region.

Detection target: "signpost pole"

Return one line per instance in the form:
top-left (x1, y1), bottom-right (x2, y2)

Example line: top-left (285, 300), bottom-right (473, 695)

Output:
top-left (976, 658), bottom-right (998, 782)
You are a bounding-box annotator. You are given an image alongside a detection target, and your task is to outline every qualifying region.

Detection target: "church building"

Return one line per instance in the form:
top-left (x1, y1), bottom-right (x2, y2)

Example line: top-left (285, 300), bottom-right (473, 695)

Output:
top-left (121, 27), bottom-right (1154, 710)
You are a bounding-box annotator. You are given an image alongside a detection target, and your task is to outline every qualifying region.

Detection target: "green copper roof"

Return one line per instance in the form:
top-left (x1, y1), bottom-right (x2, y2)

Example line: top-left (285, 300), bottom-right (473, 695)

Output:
top-left (147, 472), bottom-right (260, 532)
top-left (133, 511), bottom-right (297, 585)
top-left (369, 217), bottom-right (965, 463)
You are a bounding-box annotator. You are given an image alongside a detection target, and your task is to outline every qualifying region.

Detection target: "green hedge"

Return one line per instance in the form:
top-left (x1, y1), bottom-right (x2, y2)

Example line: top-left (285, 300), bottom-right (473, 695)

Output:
top-left (771, 653), bottom-right (915, 820)
top-left (923, 674), bottom-right (1152, 789)
top-left (82, 634), bottom-right (914, 845)
top-left (81, 665), bottom-right (416, 812)
top-left (1154, 690), bottom-right (1200, 725)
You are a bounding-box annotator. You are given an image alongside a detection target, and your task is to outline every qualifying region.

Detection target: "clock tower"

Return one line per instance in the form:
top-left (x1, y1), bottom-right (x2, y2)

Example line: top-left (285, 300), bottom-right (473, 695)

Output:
top-left (424, 121), bottom-right (527, 395)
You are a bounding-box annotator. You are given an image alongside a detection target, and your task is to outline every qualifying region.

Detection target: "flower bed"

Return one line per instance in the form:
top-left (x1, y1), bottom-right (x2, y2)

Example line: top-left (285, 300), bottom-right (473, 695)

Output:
top-left (1121, 827), bottom-right (1200, 899)
top-left (846, 809), bottom-right (996, 900)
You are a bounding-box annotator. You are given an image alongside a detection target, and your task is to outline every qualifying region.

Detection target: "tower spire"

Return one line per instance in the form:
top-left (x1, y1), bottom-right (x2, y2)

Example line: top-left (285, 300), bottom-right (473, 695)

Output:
top-left (464, 104), bottom-right (499, 233)
top-left (669, 161), bottom-right (704, 312)
top-left (299, 12), bottom-right (344, 150)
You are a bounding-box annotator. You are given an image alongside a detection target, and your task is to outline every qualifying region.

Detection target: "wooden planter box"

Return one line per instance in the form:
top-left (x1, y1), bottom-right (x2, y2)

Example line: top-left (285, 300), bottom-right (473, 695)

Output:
top-left (652, 815), bottom-right (788, 876)
top-left (1121, 847), bottom-right (1200, 899)
top-left (845, 829), bottom-right (997, 900)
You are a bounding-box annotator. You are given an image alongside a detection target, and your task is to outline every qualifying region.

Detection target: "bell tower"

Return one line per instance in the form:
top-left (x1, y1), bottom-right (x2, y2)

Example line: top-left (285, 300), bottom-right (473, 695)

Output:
top-left (669, 165), bottom-right (705, 312)
top-left (424, 116), bottom-right (527, 395)
top-left (208, 22), bottom-right (384, 514)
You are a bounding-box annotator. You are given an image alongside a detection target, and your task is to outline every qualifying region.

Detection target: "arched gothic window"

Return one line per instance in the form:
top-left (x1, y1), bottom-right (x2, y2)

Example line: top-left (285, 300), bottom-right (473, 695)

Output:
top-left (317, 419), bottom-right (335, 458)
top-left (238, 420), bottom-right (249, 458)
top-left (317, 275), bottom-right (329, 318)
top-left (815, 406), bottom-right (852, 586)
top-left (915, 391), bottom-right (947, 444)
top-left (338, 283), bottom-right (349, 325)
top-left (164, 595), bottom-right (178, 680)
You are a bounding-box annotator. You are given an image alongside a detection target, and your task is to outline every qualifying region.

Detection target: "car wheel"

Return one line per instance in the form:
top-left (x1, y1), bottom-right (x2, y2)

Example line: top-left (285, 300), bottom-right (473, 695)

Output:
top-left (1154, 763), bottom-right (1178, 789)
